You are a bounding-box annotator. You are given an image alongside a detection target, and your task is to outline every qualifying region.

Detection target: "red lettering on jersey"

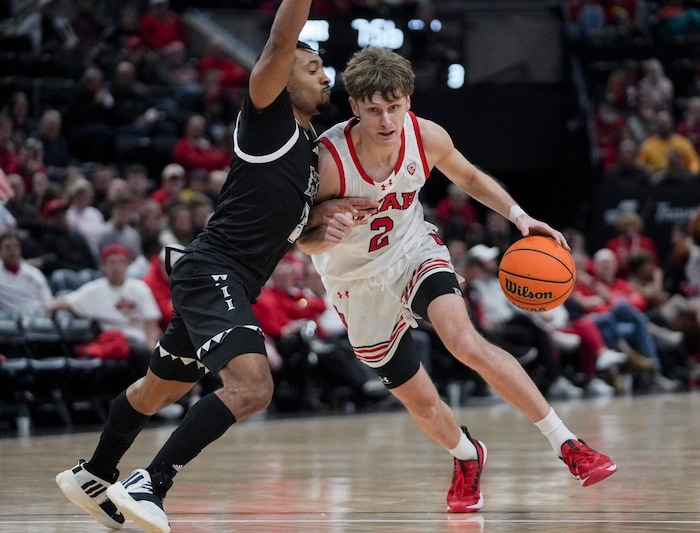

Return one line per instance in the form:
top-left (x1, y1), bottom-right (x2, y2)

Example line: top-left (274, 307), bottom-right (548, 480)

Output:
top-left (401, 191), bottom-right (416, 209)
top-left (378, 192), bottom-right (401, 212)
top-left (377, 190), bottom-right (418, 213)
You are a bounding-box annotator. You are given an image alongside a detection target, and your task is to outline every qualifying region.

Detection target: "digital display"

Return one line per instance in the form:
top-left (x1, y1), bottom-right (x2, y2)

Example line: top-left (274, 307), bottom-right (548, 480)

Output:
top-left (300, 16), bottom-right (465, 89)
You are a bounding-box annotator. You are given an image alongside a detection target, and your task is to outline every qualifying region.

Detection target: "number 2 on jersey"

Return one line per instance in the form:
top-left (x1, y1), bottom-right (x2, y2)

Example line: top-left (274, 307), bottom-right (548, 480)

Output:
top-left (369, 216), bottom-right (394, 252)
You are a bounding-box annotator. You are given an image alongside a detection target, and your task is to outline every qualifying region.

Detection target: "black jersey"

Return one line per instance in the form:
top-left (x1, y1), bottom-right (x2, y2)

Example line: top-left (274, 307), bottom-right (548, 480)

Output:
top-left (187, 90), bottom-right (319, 299)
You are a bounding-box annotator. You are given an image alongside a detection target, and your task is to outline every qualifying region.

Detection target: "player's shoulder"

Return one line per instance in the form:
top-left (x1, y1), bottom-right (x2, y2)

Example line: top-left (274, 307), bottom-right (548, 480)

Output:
top-left (414, 114), bottom-right (447, 136)
top-left (414, 115), bottom-right (453, 153)
top-left (316, 144), bottom-right (342, 196)
top-left (319, 118), bottom-right (351, 141)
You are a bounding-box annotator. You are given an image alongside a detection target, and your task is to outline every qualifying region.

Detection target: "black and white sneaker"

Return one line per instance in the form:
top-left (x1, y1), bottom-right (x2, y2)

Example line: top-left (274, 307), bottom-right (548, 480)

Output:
top-left (55, 459), bottom-right (125, 529)
top-left (106, 469), bottom-right (171, 533)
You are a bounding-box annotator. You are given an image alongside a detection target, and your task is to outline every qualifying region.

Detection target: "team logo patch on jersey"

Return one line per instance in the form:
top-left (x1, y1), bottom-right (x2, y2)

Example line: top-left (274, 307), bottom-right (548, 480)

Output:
top-left (305, 166), bottom-right (320, 200)
top-left (406, 162), bottom-right (417, 175)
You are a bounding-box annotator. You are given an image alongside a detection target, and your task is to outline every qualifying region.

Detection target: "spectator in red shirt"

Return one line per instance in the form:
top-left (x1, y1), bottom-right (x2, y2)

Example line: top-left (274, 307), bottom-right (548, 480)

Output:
top-left (141, 244), bottom-right (183, 331)
top-left (575, 247), bottom-right (648, 312)
top-left (172, 114), bottom-right (231, 174)
top-left (254, 259), bottom-right (326, 340)
top-left (197, 38), bottom-right (249, 92)
top-left (149, 163), bottom-right (186, 211)
top-left (138, 0), bottom-right (186, 52)
top-left (604, 211), bottom-right (659, 278)
top-left (434, 183), bottom-right (480, 242)
top-left (594, 101), bottom-right (627, 171)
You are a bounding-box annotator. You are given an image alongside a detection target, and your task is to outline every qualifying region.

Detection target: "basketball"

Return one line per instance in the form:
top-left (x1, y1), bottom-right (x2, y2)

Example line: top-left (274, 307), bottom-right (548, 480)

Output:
top-left (498, 235), bottom-right (576, 312)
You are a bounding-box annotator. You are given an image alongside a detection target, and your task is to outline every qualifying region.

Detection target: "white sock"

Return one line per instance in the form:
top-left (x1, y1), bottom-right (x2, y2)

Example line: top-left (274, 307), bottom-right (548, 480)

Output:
top-left (448, 430), bottom-right (478, 461)
top-left (534, 407), bottom-right (577, 457)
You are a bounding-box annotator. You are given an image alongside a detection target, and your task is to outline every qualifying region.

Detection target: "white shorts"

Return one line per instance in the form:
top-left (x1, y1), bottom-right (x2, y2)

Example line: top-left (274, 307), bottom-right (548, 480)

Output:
top-left (324, 233), bottom-right (455, 368)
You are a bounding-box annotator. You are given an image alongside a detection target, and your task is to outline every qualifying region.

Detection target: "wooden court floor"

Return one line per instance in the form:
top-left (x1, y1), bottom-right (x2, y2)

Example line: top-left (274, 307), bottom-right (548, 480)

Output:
top-left (1, 392), bottom-right (699, 532)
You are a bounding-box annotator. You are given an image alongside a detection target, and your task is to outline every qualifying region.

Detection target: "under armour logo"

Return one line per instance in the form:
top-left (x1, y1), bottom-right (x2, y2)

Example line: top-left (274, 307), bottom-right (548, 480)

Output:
top-left (337, 290), bottom-right (349, 299)
top-left (380, 179), bottom-right (393, 191)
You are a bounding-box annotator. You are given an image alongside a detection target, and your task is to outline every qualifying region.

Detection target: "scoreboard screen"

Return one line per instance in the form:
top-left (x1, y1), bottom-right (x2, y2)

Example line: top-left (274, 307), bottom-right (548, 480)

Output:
top-left (299, 14), bottom-right (466, 90)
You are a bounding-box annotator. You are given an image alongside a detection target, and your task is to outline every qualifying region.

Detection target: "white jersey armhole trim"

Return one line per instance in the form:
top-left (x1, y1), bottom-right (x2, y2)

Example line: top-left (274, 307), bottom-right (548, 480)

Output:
top-left (233, 113), bottom-right (301, 163)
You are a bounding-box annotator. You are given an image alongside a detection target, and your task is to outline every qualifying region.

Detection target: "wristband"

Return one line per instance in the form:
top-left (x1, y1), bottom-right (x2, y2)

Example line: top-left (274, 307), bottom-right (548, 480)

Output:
top-left (508, 205), bottom-right (526, 223)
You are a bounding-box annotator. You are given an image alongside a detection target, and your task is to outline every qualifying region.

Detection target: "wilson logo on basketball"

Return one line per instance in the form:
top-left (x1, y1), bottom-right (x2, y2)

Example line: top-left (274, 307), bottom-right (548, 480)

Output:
top-left (502, 278), bottom-right (554, 301)
top-left (497, 235), bottom-right (575, 312)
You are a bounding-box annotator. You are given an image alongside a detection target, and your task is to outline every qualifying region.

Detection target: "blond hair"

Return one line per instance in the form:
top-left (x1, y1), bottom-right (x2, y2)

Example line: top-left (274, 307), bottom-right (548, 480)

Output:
top-left (342, 46), bottom-right (414, 103)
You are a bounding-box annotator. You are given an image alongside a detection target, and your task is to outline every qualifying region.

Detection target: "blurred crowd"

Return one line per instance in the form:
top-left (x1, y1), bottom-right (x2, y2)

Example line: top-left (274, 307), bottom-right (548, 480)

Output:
top-left (565, 0), bottom-right (700, 180)
top-left (2, 0), bottom-right (700, 433)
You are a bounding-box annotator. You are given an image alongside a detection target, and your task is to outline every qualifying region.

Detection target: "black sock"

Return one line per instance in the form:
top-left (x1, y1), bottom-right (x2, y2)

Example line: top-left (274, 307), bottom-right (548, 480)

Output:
top-left (147, 393), bottom-right (236, 485)
top-left (86, 391), bottom-right (150, 482)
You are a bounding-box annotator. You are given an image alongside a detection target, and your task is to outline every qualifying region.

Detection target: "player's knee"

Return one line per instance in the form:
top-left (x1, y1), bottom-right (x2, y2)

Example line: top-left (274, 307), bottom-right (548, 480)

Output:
top-left (445, 330), bottom-right (487, 364)
top-left (410, 396), bottom-right (443, 426)
top-left (219, 363), bottom-right (274, 415)
top-left (127, 375), bottom-right (186, 415)
top-left (247, 373), bottom-right (274, 412)
top-left (223, 378), bottom-right (272, 415)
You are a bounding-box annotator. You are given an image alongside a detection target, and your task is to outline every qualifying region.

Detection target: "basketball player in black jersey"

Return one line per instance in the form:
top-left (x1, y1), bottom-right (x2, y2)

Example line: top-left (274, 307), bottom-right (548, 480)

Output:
top-left (55, 2), bottom-right (377, 532)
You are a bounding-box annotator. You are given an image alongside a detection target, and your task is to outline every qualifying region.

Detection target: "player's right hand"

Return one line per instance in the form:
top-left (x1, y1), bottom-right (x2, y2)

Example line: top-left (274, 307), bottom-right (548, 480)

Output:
top-left (325, 212), bottom-right (358, 244)
top-left (344, 197), bottom-right (379, 220)
top-left (312, 196), bottom-right (378, 227)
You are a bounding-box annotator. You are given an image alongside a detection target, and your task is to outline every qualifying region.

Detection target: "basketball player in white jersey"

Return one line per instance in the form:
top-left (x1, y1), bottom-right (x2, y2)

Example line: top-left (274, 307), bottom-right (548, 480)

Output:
top-left (298, 46), bottom-right (617, 513)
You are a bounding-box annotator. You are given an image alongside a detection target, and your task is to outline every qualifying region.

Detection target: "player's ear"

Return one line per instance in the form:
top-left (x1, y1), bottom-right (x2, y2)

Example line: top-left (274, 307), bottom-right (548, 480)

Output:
top-left (406, 95), bottom-right (411, 111)
top-left (349, 97), bottom-right (359, 117)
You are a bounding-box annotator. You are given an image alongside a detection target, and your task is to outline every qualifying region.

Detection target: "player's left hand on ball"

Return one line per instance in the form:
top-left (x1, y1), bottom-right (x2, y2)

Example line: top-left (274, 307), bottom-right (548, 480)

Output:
top-left (517, 215), bottom-right (570, 251)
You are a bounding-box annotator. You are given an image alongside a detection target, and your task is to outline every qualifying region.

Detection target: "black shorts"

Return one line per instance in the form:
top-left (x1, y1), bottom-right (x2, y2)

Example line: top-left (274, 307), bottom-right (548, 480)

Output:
top-left (149, 252), bottom-right (266, 382)
top-left (374, 271), bottom-right (461, 389)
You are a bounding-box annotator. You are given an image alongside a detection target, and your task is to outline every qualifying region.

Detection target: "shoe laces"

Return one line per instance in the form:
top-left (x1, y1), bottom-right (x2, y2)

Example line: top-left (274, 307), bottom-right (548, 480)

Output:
top-left (150, 467), bottom-right (174, 500)
top-left (561, 439), bottom-right (600, 473)
top-left (451, 455), bottom-right (482, 503)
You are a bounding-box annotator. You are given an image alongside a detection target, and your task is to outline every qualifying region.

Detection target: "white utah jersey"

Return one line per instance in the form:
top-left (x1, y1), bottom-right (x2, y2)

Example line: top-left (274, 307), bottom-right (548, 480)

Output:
top-left (313, 111), bottom-right (436, 282)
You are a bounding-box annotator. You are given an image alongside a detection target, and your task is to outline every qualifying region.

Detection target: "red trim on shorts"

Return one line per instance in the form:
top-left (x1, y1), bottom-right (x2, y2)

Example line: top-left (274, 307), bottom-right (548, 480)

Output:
top-left (354, 317), bottom-right (409, 362)
top-left (403, 258), bottom-right (454, 302)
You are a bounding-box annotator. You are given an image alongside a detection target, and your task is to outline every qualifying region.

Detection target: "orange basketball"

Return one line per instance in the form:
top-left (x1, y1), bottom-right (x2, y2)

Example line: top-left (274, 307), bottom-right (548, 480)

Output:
top-left (498, 235), bottom-right (576, 312)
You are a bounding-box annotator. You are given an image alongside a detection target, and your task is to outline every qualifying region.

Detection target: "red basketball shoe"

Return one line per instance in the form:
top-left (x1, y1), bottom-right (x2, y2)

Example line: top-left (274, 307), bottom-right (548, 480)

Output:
top-left (560, 439), bottom-right (617, 487)
top-left (446, 427), bottom-right (487, 513)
